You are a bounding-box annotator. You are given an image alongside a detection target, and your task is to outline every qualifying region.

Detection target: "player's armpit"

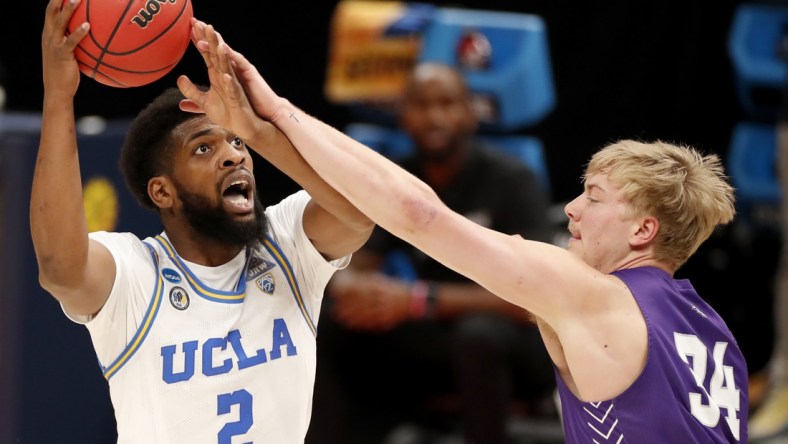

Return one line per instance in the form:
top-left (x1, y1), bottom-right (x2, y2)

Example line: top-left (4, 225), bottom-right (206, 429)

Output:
top-left (41, 239), bottom-right (117, 318)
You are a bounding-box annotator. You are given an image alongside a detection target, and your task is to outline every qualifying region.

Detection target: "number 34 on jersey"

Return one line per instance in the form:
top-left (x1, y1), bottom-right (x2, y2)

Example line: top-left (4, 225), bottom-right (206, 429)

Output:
top-left (674, 333), bottom-right (742, 441)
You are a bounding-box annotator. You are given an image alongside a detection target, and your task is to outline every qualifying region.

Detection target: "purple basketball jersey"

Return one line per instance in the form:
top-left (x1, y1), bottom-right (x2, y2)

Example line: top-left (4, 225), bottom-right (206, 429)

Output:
top-left (556, 267), bottom-right (748, 443)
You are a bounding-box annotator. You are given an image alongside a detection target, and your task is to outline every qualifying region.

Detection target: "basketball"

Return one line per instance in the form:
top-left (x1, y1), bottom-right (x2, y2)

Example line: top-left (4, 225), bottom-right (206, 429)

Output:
top-left (66, 0), bottom-right (193, 88)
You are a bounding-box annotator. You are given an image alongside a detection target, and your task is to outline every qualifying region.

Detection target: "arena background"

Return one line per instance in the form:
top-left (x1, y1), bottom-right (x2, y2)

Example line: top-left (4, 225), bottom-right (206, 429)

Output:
top-left (0, 0), bottom-right (778, 442)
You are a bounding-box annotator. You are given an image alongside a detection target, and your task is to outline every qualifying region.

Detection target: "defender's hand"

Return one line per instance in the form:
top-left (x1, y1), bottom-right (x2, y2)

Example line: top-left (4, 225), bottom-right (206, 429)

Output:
top-left (177, 21), bottom-right (266, 143)
top-left (189, 18), bottom-right (285, 121)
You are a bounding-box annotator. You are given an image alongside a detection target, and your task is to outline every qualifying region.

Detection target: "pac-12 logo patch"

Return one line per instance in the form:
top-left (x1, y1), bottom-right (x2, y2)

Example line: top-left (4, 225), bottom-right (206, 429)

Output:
top-left (256, 273), bottom-right (275, 295)
top-left (162, 268), bottom-right (182, 284)
top-left (169, 286), bottom-right (190, 310)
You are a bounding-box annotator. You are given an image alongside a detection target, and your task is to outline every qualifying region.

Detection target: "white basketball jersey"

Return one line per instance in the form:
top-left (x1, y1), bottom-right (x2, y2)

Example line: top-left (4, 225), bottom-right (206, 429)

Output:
top-left (78, 191), bottom-right (346, 443)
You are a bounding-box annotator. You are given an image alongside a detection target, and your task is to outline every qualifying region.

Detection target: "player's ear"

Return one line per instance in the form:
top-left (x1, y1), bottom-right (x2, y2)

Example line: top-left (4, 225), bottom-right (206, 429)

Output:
top-left (148, 176), bottom-right (174, 209)
top-left (630, 215), bottom-right (659, 248)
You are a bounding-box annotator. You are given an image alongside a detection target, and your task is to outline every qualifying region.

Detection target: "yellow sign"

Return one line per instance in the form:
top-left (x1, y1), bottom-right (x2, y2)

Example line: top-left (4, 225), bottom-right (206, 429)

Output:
top-left (325, 1), bottom-right (423, 103)
top-left (83, 177), bottom-right (119, 232)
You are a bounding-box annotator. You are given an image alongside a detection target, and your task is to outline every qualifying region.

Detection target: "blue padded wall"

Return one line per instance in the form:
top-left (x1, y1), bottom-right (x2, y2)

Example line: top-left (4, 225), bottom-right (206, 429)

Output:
top-left (420, 8), bottom-right (556, 130)
top-left (727, 121), bottom-right (780, 228)
top-left (729, 4), bottom-right (788, 117)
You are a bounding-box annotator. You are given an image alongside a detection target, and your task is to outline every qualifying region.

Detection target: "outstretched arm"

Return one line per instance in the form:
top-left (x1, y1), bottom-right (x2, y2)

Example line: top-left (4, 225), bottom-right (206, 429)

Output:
top-left (177, 21), bottom-right (604, 324)
top-left (178, 20), bottom-right (373, 260)
top-left (175, 22), bottom-right (664, 403)
top-left (31, 0), bottom-right (116, 316)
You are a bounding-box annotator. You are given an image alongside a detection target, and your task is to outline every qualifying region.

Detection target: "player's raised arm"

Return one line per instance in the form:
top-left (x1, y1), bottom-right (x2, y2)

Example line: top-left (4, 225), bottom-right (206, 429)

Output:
top-left (269, 103), bottom-right (595, 321)
top-left (178, 20), bottom-right (603, 324)
top-left (31, 0), bottom-right (116, 316)
top-left (178, 20), bottom-right (373, 260)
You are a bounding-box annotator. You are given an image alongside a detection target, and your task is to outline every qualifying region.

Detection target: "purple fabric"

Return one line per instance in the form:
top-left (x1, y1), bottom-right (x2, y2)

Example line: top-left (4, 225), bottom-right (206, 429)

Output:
top-left (556, 267), bottom-right (748, 443)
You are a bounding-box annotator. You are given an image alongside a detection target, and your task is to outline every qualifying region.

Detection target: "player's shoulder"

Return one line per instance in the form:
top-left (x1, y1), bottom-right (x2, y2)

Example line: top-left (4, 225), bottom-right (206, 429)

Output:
top-left (266, 190), bottom-right (310, 214)
top-left (265, 190), bottom-right (310, 233)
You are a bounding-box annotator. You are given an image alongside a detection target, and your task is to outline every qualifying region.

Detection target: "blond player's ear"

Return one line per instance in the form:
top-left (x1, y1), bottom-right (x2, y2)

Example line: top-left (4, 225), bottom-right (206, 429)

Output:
top-left (630, 216), bottom-right (659, 247)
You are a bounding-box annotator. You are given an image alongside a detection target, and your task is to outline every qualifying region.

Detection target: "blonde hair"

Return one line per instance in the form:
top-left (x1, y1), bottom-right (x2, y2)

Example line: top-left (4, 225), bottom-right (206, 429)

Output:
top-left (585, 140), bottom-right (735, 269)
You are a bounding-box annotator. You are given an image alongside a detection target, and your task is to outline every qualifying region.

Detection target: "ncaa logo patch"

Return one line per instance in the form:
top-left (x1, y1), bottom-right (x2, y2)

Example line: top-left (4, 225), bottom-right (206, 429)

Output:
top-left (162, 268), bottom-right (182, 284)
top-left (169, 286), bottom-right (190, 310)
top-left (256, 273), bottom-right (276, 295)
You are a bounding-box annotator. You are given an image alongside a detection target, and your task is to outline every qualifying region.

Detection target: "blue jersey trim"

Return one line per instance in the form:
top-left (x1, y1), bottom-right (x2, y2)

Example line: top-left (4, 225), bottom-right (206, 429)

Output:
top-left (154, 235), bottom-right (247, 303)
top-left (262, 236), bottom-right (317, 337)
top-left (102, 242), bottom-right (164, 380)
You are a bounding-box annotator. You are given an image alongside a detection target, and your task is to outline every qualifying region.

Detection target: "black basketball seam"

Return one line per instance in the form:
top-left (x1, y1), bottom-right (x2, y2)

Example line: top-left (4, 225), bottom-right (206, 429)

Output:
top-left (77, 60), bottom-right (128, 88)
top-left (75, 42), bottom-right (99, 68)
top-left (102, 0), bottom-right (190, 56)
top-left (83, 0), bottom-right (109, 54)
top-left (76, 38), bottom-right (180, 87)
top-left (90, 0), bottom-right (139, 79)
top-left (79, 59), bottom-right (177, 88)
top-left (76, 43), bottom-right (180, 75)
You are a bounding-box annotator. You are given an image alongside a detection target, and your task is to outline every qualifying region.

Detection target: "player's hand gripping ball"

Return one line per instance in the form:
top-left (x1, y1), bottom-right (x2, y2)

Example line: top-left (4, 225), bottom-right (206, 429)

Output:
top-left (66, 0), bottom-right (193, 88)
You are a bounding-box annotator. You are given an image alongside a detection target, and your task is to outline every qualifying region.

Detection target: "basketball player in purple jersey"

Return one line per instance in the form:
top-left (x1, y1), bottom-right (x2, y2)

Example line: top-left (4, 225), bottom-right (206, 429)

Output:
top-left (182, 20), bottom-right (748, 442)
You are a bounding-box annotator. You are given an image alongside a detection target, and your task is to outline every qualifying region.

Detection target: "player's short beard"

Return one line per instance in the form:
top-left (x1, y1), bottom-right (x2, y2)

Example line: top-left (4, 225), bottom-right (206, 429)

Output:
top-left (175, 182), bottom-right (268, 248)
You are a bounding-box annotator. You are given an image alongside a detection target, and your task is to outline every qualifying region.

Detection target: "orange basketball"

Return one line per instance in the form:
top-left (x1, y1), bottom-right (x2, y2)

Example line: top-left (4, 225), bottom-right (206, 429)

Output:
top-left (66, 0), bottom-right (193, 88)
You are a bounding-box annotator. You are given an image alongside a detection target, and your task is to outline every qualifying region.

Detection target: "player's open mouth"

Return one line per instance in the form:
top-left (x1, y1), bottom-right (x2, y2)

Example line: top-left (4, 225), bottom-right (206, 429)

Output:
top-left (221, 171), bottom-right (254, 214)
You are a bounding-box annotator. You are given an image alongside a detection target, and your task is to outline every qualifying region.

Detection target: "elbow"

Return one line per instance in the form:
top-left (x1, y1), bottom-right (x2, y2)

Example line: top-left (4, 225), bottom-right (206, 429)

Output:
top-left (37, 270), bottom-right (90, 312)
top-left (36, 256), bottom-right (61, 292)
top-left (37, 261), bottom-right (84, 298)
top-left (37, 272), bottom-right (70, 303)
top-left (37, 270), bottom-right (72, 297)
top-left (400, 188), bottom-right (442, 232)
top-left (37, 272), bottom-right (56, 294)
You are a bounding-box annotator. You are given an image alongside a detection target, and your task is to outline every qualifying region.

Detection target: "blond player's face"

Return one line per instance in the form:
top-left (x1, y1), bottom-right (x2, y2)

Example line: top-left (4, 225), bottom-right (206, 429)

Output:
top-left (564, 173), bottom-right (638, 274)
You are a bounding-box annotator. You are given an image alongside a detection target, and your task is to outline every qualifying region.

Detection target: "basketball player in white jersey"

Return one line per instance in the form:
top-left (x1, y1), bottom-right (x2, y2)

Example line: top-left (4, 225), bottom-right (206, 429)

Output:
top-left (33, 1), bottom-right (373, 442)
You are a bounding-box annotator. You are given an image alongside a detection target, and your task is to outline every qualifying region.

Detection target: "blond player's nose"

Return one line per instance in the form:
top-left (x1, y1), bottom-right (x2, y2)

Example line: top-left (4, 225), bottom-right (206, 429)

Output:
top-left (564, 195), bottom-right (580, 220)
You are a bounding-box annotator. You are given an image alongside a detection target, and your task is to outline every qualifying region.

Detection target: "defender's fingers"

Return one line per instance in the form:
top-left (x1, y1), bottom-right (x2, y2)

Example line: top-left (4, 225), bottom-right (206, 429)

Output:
top-left (220, 71), bottom-right (247, 105)
top-left (177, 75), bottom-right (206, 106)
top-left (190, 19), bottom-right (212, 67)
top-left (178, 99), bottom-right (204, 114)
top-left (225, 45), bottom-right (253, 71)
top-left (215, 42), bottom-right (234, 80)
top-left (203, 25), bottom-right (227, 75)
top-left (201, 25), bottom-right (234, 83)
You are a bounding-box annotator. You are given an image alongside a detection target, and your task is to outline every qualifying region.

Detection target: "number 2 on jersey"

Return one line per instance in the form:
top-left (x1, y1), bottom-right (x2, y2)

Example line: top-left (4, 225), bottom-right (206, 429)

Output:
top-left (218, 389), bottom-right (253, 444)
top-left (673, 333), bottom-right (741, 441)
